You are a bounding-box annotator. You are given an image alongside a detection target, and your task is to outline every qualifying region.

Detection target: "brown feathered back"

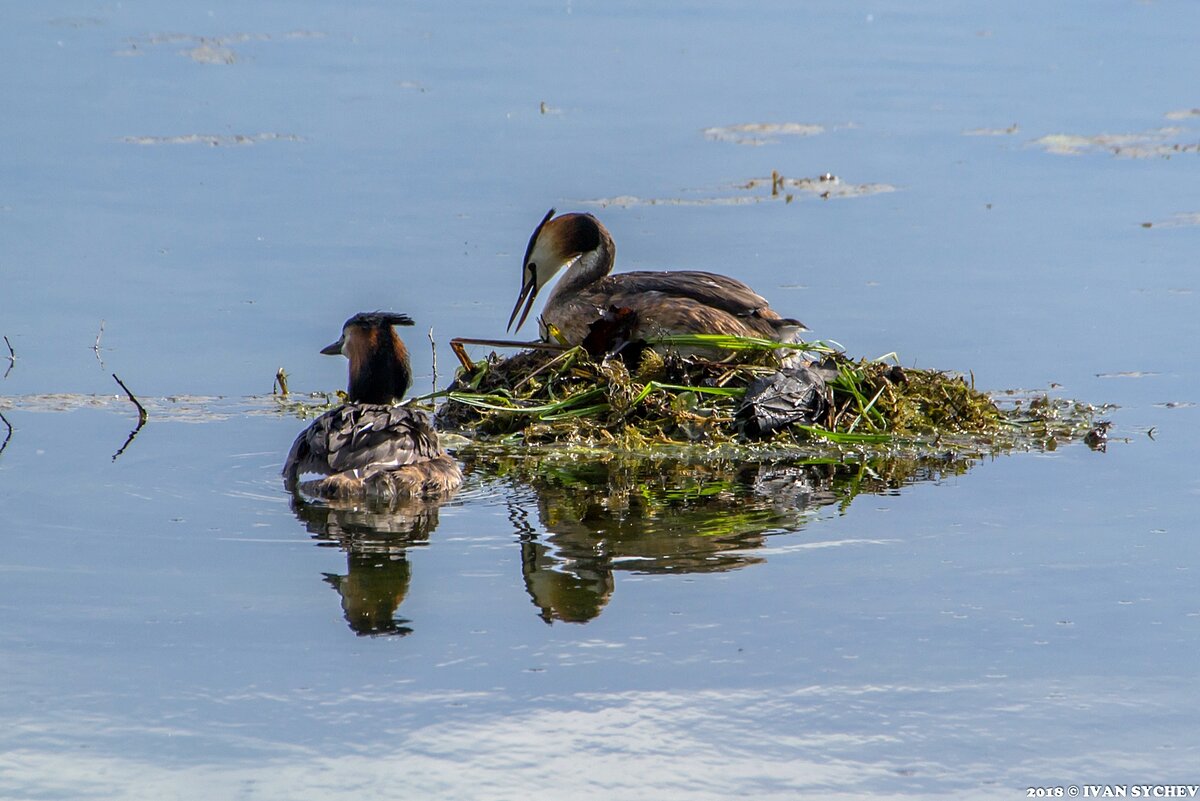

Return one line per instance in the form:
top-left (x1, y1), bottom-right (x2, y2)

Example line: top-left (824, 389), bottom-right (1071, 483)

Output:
top-left (282, 404), bottom-right (442, 487)
top-left (284, 311), bottom-right (461, 500)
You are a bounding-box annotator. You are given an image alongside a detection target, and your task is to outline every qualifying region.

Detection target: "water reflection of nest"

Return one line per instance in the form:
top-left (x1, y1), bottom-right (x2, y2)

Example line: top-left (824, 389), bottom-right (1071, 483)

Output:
top-left (285, 447), bottom-right (1015, 631)
top-left (470, 450), bottom-right (979, 624)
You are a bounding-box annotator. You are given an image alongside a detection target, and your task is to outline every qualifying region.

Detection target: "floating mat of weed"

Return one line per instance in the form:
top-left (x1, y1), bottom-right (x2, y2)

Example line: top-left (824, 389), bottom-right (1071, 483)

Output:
top-left (433, 336), bottom-right (1104, 450)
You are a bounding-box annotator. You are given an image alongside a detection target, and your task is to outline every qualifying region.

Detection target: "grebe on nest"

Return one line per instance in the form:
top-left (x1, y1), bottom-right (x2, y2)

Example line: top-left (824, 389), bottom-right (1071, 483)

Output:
top-left (508, 209), bottom-right (807, 353)
top-left (282, 312), bottom-right (462, 501)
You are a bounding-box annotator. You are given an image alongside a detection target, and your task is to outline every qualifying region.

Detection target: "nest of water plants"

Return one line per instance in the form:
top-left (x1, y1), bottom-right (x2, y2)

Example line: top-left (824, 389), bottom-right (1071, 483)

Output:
top-left (434, 334), bottom-right (1094, 449)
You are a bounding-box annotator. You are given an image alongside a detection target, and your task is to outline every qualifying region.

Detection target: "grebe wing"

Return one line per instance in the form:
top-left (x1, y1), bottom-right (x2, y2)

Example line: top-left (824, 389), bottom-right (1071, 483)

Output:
top-left (283, 404), bottom-right (442, 482)
top-left (596, 271), bottom-right (779, 319)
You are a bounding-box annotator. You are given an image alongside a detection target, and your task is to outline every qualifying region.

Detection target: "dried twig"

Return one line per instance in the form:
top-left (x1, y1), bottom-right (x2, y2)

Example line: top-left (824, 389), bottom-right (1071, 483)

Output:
top-left (448, 336), bottom-right (568, 372)
top-left (0, 409), bottom-right (12, 456)
top-left (111, 373), bottom-right (147, 461)
top-left (428, 327), bottom-right (438, 393)
top-left (111, 423), bottom-right (144, 461)
top-left (112, 373), bottom-right (148, 425)
top-left (274, 368), bottom-right (289, 396)
top-left (2, 336), bottom-right (13, 379)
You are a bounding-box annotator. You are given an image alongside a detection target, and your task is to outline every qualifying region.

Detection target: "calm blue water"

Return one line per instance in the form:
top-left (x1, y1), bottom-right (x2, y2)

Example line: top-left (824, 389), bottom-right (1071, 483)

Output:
top-left (2, 1), bottom-right (1198, 798)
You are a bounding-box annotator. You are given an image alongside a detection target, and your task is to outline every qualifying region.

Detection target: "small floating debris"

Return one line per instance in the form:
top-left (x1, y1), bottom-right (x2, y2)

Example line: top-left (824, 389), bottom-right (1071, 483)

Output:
top-left (121, 133), bottom-right (303, 146)
top-left (963, 124), bottom-right (1020, 136)
top-left (582, 172), bottom-right (895, 208)
top-left (1095, 370), bottom-right (1159, 379)
top-left (1083, 421), bottom-right (1112, 451)
top-left (1142, 212), bottom-right (1200, 229)
top-left (738, 171), bottom-right (895, 200)
top-left (1031, 127), bottom-right (1200, 158)
top-left (117, 30), bottom-right (325, 60)
top-left (703, 122), bottom-right (826, 145)
top-left (185, 43), bottom-right (237, 64)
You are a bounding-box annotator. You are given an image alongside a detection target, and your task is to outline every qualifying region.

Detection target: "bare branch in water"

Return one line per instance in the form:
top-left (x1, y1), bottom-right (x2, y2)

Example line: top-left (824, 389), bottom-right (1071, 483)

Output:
top-left (111, 420), bottom-right (145, 461)
top-left (3, 335), bottom-right (14, 379)
top-left (274, 368), bottom-right (289, 396)
top-left (110, 373), bottom-right (147, 461)
top-left (112, 373), bottom-right (148, 425)
top-left (0, 410), bottom-right (12, 456)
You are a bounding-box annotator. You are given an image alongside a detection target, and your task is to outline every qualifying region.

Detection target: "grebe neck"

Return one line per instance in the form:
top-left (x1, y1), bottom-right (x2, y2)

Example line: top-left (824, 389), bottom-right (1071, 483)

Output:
top-left (347, 332), bottom-right (411, 404)
top-left (549, 233), bottom-right (615, 302)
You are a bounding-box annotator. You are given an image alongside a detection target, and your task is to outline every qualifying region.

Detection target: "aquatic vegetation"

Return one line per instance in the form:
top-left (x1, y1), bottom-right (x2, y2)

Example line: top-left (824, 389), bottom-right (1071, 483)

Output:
top-left (434, 336), bottom-right (1107, 454)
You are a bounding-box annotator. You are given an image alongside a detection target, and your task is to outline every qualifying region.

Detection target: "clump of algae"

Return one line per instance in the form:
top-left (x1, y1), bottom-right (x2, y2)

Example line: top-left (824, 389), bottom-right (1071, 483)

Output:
top-left (827, 358), bottom-right (1000, 435)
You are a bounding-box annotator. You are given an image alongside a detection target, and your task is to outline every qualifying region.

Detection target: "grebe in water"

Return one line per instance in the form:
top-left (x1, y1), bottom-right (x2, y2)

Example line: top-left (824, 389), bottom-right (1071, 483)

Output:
top-left (508, 209), bottom-right (807, 352)
top-left (282, 312), bottom-right (461, 501)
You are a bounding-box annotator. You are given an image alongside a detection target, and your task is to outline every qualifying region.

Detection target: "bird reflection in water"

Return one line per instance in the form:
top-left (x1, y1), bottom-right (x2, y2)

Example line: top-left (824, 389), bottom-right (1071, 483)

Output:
top-left (480, 452), bottom-right (978, 625)
top-left (281, 311), bottom-right (462, 636)
top-left (512, 505), bottom-right (615, 625)
top-left (288, 450), bottom-right (982, 633)
top-left (289, 493), bottom-right (449, 637)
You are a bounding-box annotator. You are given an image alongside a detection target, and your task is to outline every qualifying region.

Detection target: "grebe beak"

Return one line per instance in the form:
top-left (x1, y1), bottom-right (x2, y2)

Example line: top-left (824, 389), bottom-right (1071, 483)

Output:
top-left (508, 208), bottom-right (557, 333)
top-left (320, 335), bottom-right (344, 356)
top-left (507, 272), bottom-right (539, 333)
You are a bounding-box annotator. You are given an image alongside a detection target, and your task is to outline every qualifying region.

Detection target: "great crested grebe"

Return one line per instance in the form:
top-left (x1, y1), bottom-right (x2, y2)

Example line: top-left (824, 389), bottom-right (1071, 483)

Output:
top-left (282, 312), bottom-right (462, 501)
top-left (508, 209), bottom-right (807, 351)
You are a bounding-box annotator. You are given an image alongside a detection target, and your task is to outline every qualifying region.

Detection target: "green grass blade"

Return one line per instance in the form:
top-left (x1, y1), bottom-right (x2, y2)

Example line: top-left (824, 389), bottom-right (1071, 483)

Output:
top-left (646, 333), bottom-right (841, 355)
top-left (793, 424), bottom-right (893, 445)
top-left (448, 388), bottom-right (608, 417)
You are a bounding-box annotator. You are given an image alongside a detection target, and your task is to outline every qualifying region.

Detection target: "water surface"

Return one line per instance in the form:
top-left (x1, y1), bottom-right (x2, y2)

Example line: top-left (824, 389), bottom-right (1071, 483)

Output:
top-left (2, 1), bottom-right (1198, 798)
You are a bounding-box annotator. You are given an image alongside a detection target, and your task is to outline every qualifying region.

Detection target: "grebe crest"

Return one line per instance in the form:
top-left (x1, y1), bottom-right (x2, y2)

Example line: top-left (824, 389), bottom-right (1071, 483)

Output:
top-left (322, 311), bottom-right (415, 404)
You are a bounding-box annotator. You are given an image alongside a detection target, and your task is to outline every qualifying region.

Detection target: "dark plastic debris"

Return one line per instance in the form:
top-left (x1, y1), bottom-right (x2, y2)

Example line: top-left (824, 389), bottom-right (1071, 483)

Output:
top-left (735, 364), bottom-right (830, 440)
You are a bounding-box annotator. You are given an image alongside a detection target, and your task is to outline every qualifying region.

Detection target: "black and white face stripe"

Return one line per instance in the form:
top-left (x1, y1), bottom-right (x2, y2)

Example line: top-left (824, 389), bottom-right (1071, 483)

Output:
top-left (508, 209), bottom-right (605, 334)
top-left (508, 208), bottom-right (557, 332)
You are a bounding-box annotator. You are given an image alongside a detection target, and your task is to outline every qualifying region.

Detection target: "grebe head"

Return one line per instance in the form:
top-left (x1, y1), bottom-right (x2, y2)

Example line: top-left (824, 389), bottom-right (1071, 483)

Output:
top-left (507, 209), bottom-right (609, 333)
top-left (322, 311), bottom-right (415, 404)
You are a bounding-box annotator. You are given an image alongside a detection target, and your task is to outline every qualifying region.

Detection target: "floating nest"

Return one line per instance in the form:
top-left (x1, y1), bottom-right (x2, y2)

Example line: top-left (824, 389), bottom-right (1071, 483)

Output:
top-left (434, 335), bottom-right (1107, 452)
